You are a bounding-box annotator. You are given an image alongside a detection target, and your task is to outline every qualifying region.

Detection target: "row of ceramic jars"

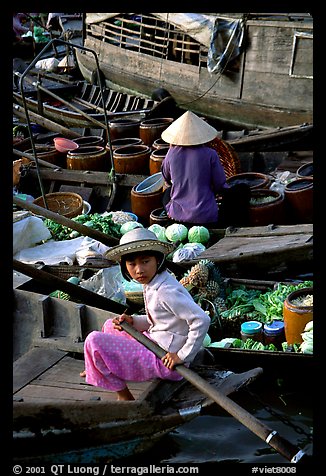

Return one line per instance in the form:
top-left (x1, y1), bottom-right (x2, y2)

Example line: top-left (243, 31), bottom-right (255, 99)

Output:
top-left (226, 172), bottom-right (313, 225)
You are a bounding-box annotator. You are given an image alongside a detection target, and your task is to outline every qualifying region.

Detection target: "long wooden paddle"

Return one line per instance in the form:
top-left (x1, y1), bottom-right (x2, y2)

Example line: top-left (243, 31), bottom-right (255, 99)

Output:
top-left (119, 320), bottom-right (308, 463)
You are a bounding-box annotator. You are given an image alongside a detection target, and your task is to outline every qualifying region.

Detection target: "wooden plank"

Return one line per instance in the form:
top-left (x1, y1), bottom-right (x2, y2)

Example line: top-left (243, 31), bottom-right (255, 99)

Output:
top-left (13, 347), bottom-right (67, 394)
top-left (199, 233), bottom-right (312, 263)
top-left (14, 354), bottom-right (154, 403)
top-left (28, 167), bottom-right (148, 187)
top-left (224, 224), bottom-right (313, 237)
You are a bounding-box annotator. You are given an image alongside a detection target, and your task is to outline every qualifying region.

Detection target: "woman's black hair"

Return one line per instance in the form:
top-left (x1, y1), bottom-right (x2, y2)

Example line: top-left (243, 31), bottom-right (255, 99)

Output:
top-left (120, 250), bottom-right (167, 282)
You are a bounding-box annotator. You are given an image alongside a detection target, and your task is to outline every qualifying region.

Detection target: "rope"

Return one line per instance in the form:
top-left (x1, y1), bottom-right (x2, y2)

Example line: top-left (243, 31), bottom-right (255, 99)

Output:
top-left (179, 16), bottom-right (246, 108)
top-left (244, 387), bottom-right (313, 441)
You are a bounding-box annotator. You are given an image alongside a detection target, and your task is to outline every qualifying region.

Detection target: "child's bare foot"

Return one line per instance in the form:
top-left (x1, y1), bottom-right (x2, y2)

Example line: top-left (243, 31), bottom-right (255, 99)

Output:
top-left (80, 370), bottom-right (86, 378)
top-left (117, 387), bottom-right (135, 401)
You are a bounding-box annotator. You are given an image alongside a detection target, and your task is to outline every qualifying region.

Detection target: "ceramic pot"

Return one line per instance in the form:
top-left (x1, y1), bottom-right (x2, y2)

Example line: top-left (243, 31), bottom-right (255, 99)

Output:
top-left (249, 189), bottom-right (285, 226)
top-left (152, 138), bottom-right (169, 149)
top-left (24, 145), bottom-right (65, 167)
top-left (109, 137), bottom-right (143, 151)
top-left (296, 162), bottom-right (313, 180)
top-left (131, 188), bottom-right (163, 225)
top-left (227, 172), bottom-right (271, 190)
top-left (109, 118), bottom-right (141, 140)
top-left (66, 146), bottom-right (109, 171)
top-left (283, 287), bottom-right (313, 345)
top-left (284, 178), bottom-right (313, 223)
top-left (74, 135), bottom-right (105, 148)
top-left (113, 144), bottom-right (150, 174)
top-left (149, 207), bottom-right (171, 227)
top-left (149, 147), bottom-right (169, 175)
top-left (139, 118), bottom-right (174, 147)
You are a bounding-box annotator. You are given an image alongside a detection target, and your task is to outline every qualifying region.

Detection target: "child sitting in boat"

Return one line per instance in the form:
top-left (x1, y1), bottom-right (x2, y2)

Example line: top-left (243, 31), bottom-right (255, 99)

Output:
top-left (80, 228), bottom-right (210, 400)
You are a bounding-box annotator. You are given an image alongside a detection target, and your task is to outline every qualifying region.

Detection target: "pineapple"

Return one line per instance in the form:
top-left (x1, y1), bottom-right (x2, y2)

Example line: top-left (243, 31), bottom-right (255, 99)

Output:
top-left (198, 280), bottom-right (220, 300)
top-left (179, 262), bottom-right (209, 289)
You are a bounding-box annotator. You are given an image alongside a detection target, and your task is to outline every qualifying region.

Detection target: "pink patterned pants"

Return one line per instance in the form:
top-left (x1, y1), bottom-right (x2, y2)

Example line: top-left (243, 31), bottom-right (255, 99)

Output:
top-left (84, 319), bottom-right (183, 391)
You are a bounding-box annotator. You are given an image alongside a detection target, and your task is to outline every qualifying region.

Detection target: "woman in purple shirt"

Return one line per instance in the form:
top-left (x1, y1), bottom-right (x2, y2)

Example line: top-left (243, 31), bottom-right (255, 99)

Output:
top-left (161, 111), bottom-right (229, 226)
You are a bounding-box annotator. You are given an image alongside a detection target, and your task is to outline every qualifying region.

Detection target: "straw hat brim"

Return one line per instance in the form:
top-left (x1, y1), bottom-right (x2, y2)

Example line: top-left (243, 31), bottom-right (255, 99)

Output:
top-left (161, 110), bottom-right (217, 146)
top-left (105, 239), bottom-right (174, 262)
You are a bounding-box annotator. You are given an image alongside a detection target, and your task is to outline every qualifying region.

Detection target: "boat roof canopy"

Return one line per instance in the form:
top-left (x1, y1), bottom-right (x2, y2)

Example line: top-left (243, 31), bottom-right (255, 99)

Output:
top-left (85, 13), bottom-right (239, 48)
top-left (85, 13), bottom-right (245, 74)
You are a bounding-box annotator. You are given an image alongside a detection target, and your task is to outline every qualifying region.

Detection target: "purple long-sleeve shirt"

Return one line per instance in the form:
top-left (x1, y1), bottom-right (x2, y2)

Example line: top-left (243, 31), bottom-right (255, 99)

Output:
top-left (161, 145), bottom-right (228, 224)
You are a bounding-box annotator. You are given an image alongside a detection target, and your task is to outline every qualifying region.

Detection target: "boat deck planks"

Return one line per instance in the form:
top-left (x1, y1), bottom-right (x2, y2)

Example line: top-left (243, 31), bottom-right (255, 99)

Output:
top-left (197, 224), bottom-right (313, 264)
top-left (14, 352), bottom-right (154, 403)
top-left (13, 347), bottom-right (67, 394)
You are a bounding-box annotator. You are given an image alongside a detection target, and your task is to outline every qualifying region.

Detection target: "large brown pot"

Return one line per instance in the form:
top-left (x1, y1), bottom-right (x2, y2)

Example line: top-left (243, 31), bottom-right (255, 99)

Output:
top-left (283, 287), bottom-right (313, 345)
top-left (249, 189), bottom-right (285, 226)
top-left (149, 147), bottom-right (169, 175)
top-left (131, 188), bottom-right (164, 225)
top-left (66, 146), bottom-right (109, 171)
top-left (74, 135), bottom-right (105, 148)
top-left (109, 118), bottom-right (141, 140)
top-left (227, 172), bottom-right (271, 190)
top-left (113, 144), bottom-right (151, 175)
top-left (24, 145), bottom-right (64, 167)
top-left (108, 137), bottom-right (143, 151)
top-left (296, 162), bottom-right (313, 180)
top-left (139, 118), bottom-right (174, 147)
top-left (152, 138), bottom-right (169, 149)
top-left (284, 178), bottom-right (313, 224)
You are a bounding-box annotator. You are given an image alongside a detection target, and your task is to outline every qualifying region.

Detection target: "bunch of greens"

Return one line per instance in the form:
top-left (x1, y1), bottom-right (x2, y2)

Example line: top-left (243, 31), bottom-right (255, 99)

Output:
top-left (44, 213), bottom-right (122, 241)
top-left (221, 281), bottom-right (313, 324)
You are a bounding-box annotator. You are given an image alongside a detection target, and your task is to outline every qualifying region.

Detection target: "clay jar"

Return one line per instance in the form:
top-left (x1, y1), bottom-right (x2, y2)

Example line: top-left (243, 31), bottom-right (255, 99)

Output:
top-left (66, 146), bottom-right (109, 171)
top-left (249, 189), bottom-right (285, 226)
top-left (108, 118), bottom-right (141, 140)
top-left (74, 135), bottom-right (105, 148)
top-left (149, 207), bottom-right (171, 227)
top-left (283, 287), bottom-right (313, 345)
top-left (139, 118), bottom-right (174, 147)
top-left (152, 137), bottom-right (169, 149)
top-left (226, 172), bottom-right (271, 190)
top-left (24, 145), bottom-right (65, 167)
top-left (109, 137), bottom-right (143, 151)
top-left (131, 189), bottom-right (164, 226)
top-left (296, 161), bottom-right (313, 180)
top-left (284, 178), bottom-right (313, 224)
top-left (112, 144), bottom-right (151, 174)
top-left (149, 147), bottom-right (169, 175)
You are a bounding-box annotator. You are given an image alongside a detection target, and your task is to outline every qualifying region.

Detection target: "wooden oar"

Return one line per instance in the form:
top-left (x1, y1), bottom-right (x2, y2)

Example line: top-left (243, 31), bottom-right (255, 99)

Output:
top-left (118, 320), bottom-right (308, 463)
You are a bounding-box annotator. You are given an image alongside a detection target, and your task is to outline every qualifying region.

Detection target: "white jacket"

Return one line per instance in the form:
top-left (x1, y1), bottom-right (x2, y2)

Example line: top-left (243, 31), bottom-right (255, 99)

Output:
top-left (132, 270), bottom-right (210, 363)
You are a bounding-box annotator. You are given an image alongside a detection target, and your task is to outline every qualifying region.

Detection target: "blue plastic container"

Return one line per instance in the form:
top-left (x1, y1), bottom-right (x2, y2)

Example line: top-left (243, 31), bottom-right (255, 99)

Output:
top-left (241, 321), bottom-right (263, 343)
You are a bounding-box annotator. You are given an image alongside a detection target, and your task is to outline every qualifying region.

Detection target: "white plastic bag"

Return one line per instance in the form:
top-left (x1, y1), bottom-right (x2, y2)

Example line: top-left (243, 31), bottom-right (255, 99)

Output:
top-left (75, 237), bottom-right (110, 265)
top-left (79, 266), bottom-right (126, 304)
top-left (13, 216), bottom-right (52, 255)
top-left (13, 236), bottom-right (85, 265)
top-left (35, 57), bottom-right (59, 72)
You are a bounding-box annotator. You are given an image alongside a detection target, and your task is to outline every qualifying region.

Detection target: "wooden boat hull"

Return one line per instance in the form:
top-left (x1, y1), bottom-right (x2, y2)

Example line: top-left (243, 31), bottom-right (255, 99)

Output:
top-left (13, 82), bottom-right (156, 129)
top-left (76, 13), bottom-right (313, 129)
top-left (13, 289), bottom-right (262, 463)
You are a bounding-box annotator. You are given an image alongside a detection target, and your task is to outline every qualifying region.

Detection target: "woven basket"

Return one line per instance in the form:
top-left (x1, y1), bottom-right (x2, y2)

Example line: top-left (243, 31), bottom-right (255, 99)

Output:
top-left (33, 192), bottom-right (83, 218)
top-left (208, 137), bottom-right (241, 178)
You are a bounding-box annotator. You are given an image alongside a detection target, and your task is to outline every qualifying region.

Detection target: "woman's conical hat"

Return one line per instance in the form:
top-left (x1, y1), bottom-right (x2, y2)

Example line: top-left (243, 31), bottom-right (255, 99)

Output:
top-left (161, 110), bottom-right (217, 146)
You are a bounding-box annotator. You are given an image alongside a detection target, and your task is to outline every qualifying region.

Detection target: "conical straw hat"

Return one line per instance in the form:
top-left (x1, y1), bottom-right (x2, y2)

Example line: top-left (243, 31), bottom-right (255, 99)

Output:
top-left (105, 228), bottom-right (174, 262)
top-left (161, 110), bottom-right (217, 146)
